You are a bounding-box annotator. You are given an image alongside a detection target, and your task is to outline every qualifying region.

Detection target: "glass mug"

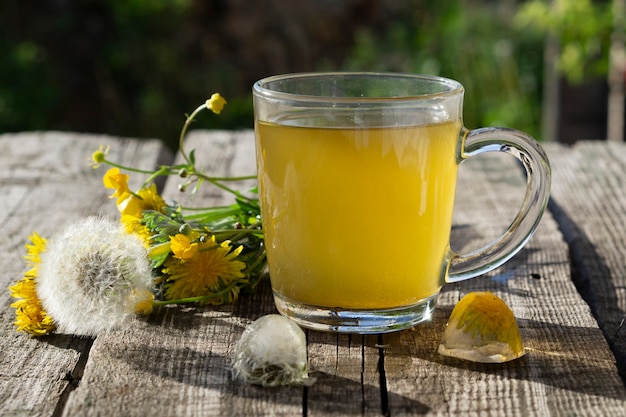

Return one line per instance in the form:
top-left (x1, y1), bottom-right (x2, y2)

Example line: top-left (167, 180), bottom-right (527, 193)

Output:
top-left (252, 72), bottom-right (551, 333)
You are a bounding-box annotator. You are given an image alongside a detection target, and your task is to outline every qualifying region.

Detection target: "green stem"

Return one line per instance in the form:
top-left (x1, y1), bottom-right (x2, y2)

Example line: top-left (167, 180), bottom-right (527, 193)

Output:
top-left (102, 158), bottom-right (156, 175)
top-left (201, 176), bottom-right (243, 197)
top-left (152, 280), bottom-right (241, 306)
top-left (203, 175), bottom-right (257, 181)
top-left (210, 225), bottom-right (264, 238)
top-left (101, 158), bottom-right (181, 190)
top-left (141, 166), bottom-right (179, 188)
top-left (179, 103), bottom-right (206, 166)
top-left (176, 103), bottom-right (257, 203)
top-left (244, 251), bottom-right (267, 275)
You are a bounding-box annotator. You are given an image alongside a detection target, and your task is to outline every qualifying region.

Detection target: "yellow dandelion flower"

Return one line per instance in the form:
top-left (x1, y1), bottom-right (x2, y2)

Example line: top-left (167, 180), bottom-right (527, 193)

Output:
top-left (119, 214), bottom-right (152, 247)
top-left (149, 241), bottom-right (172, 259)
top-left (206, 93), bottom-right (227, 114)
top-left (118, 183), bottom-right (165, 219)
top-left (23, 232), bottom-right (47, 267)
top-left (130, 289), bottom-right (155, 315)
top-left (103, 167), bottom-right (131, 204)
top-left (91, 144), bottom-right (110, 168)
top-left (117, 183), bottom-right (166, 244)
top-left (162, 236), bottom-right (246, 304)
top-left (137, 184), bottom-right (166, 213)
top-left (8, 233), bottom-right (56, 336)
top-left (170, 233), bottom-right (199, 260)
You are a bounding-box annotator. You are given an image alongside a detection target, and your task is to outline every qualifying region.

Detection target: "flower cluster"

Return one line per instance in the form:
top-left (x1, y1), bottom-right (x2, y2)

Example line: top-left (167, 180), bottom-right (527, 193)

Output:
top-left (9, 94), bottom-right (267, 337)
top-left (9, 233), bottom-right (55, 336)
top-left (101, 163), bottom-right (265, 307)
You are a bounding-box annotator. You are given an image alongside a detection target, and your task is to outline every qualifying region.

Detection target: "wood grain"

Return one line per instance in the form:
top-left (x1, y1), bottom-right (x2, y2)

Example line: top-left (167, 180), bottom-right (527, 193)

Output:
top-left (545, 141), bottom-right (626, 376)
top-left (60, 130), bottom-right (306, 417)
top-left (383, 151), bottom-right (626, 416)
top-left (0, 132), bottom-right (170, 417)
top-left (4, 131), bottom-right (626, 416)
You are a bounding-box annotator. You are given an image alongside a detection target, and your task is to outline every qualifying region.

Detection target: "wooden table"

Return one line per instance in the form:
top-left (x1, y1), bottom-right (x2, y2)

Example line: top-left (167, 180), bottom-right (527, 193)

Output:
top-left (2, 130), bottom-right (626, 416)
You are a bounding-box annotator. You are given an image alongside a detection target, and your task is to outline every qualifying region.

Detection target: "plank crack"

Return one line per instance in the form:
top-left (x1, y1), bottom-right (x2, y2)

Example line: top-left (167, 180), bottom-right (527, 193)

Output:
top-left (361, 339), bottom-right (366, 415)
top-left (377, 334), bottom-right (390, 416)
top-left (51, 337), bottom-right (95, 417)
top-left (548, 198), bottom-right (626, 385)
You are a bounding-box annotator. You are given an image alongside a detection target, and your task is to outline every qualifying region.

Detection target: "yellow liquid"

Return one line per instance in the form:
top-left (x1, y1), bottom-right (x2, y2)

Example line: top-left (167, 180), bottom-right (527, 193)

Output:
top-left (256, 121), bottom-right (461, 309)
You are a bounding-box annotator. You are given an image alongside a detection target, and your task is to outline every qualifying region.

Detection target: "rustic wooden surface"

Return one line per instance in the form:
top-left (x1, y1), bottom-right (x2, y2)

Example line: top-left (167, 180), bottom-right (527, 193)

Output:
top-left (544, 141), bottom-right (626, 375)
top-left (1, 131), bottom-right (626, 416)
top-left (0, 132), bottom-right (171, 417)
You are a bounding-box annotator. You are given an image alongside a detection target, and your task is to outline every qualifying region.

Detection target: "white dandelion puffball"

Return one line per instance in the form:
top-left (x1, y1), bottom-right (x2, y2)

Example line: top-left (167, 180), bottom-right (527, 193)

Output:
top-left (37, 216), bottom-right (154, 336)
top-left (232, 314), bottom-right (314, 387)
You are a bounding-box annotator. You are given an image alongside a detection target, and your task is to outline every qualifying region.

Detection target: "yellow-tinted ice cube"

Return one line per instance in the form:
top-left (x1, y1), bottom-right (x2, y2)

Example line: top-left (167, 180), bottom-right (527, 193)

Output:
top-left (438, 292), bottom-right (525, 363)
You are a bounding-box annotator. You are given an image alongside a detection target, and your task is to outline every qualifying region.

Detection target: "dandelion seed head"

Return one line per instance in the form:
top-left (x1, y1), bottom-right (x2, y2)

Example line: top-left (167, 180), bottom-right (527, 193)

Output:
top-left (232, 314), bottom-right (314, 386)
top-left (37, 216), bottom-right (154, 336)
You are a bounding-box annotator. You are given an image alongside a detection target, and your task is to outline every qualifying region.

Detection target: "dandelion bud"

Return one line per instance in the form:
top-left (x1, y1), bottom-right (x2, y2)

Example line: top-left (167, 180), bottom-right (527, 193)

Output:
top-left (36, 216), bottom-right (154, 336)
top-left (206, 93), bottom-right (227, 114)
top-left (90, 144), bottom-right (110, 168)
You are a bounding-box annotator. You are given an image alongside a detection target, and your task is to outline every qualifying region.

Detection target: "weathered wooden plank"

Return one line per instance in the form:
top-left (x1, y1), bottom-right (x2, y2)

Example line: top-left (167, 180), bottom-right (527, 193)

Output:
top-left (0, 132), bottom-right (170, 417)
top-left (545, 141), bottom-right (626, 376)
top-left (378, 151), bottom-right (626, 416)
top-left (179, 131), bottom-right (382, 416)
top-left (60, 130), bottom-right (300, 417)
top-left (60, 130), bottom-right (385, 417)
top-left (306, 332), bottom-right (383, 416)
top-left (58, 132), bottom-right (626, 416)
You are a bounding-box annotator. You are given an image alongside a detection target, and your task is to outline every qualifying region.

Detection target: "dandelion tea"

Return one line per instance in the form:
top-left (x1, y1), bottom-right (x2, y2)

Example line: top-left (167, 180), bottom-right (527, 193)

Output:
top-left (256, 121), bottom-right (461, 310)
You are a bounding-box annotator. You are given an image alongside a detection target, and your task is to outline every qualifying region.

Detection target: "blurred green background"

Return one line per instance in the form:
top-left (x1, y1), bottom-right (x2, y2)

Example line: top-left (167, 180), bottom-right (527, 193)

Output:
top-left (0, 0), bottom-right (618, 150)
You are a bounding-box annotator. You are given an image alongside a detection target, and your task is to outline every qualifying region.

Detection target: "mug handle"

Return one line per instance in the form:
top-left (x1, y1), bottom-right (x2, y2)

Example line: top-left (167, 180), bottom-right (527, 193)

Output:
top-left (447, 127), bottom-right (551, 282)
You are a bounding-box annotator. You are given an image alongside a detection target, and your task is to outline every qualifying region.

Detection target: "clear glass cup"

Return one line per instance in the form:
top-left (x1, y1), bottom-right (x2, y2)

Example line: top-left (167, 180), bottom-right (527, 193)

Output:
top-left (253, 72), bottom-right (551, 334)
